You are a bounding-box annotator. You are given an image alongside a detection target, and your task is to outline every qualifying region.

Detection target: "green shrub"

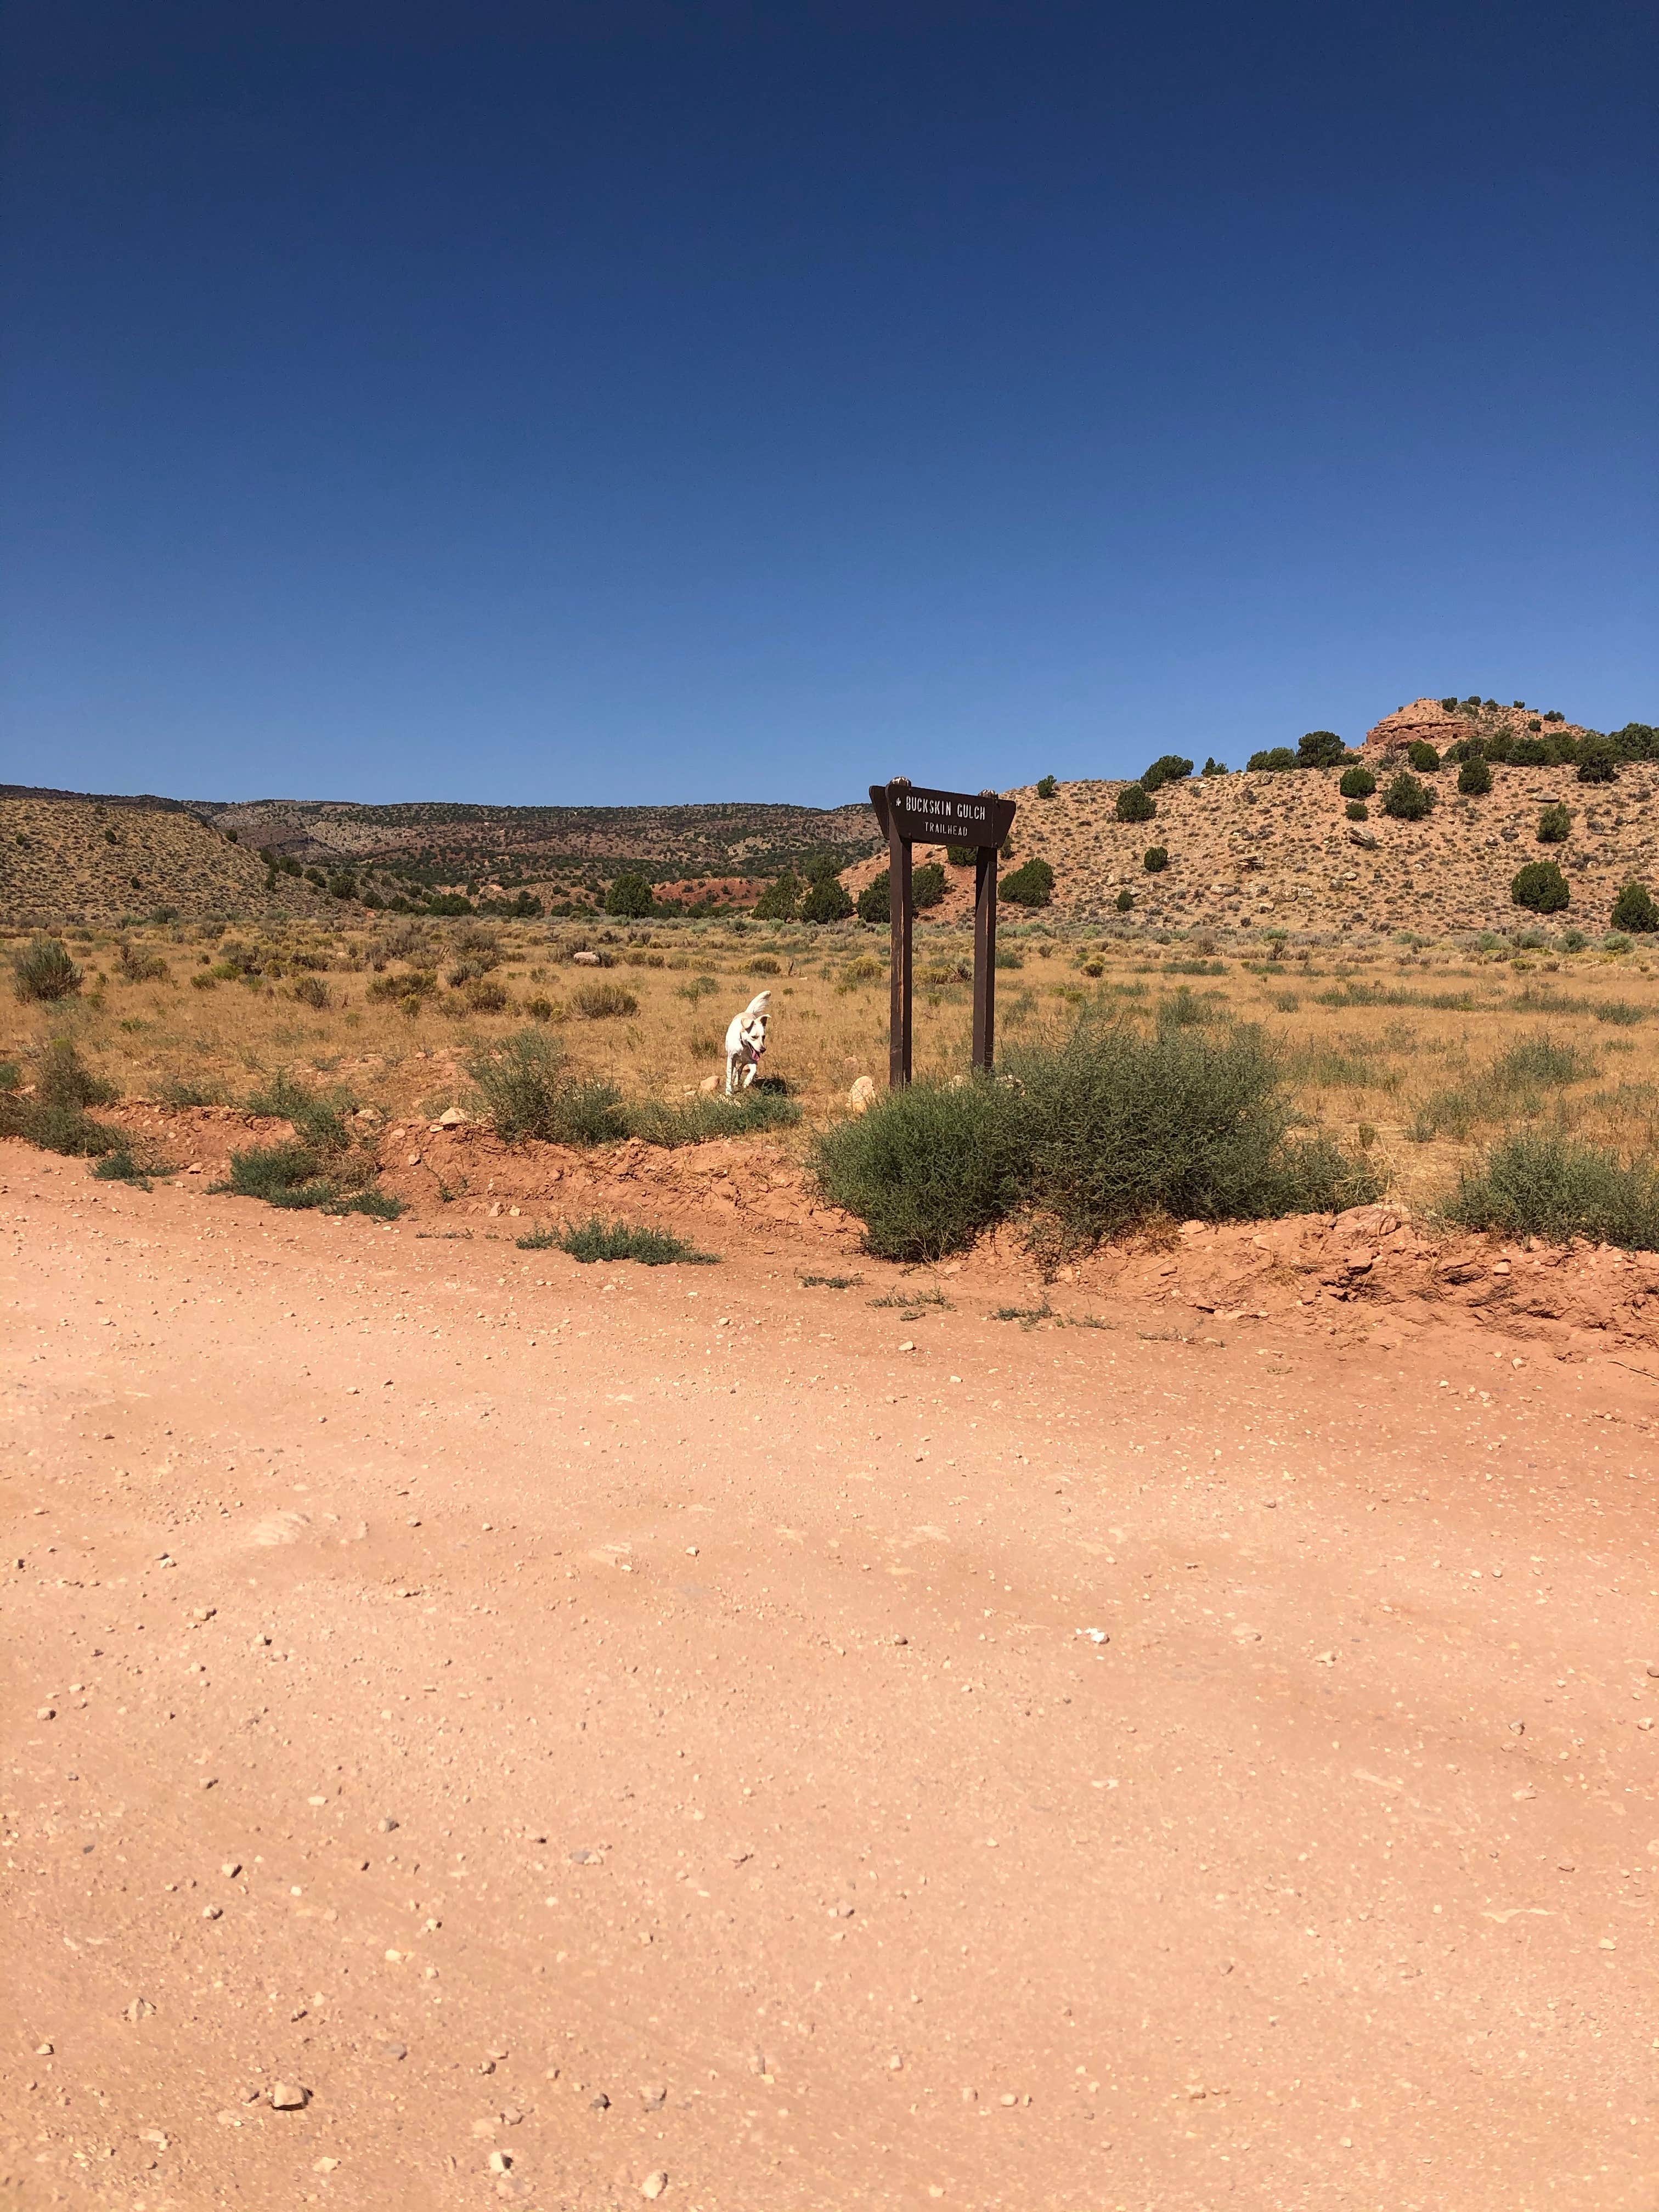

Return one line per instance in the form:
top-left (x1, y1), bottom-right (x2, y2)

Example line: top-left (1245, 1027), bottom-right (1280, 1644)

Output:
top-left (1296, 731), bottom-right (1347, 769)
top-left (1446, 1133), bottom-right (1659, 1249)
top-left (1440, 696), bottom-right (1459, 712)
top-left (753, 871), bottom-right (800, 920)
top-left (814, 1017), bottom-right (1377, 1261)
top-left (1142, 846), bottom-right (1169, 873)
top-left (945, 843), bottom-right (975, 866)
top-left (1115, 888), bottom-right (1135, 912)
top-left (1246, 747), bottom-right (1297, 772)
top-left (603, 872), bottom-right (654, 917)
top-left (1537, 802), bottom-right (1571, 843)
top-left (856, 871), bottom-right (890, 924)
top-left (1001, 857), bottom-right (1055, 908)
top-left (292, 974), bottom-right (331, 1009)
top-left (912, 862), bottom-right (947, 910)
top-left (1381, 772), bottom-right (1433, 821)
top-left (1576, 738), bottom-right (1619, 785)
top-left (91, 1147), bottom-right (150, 1188)
top-left (1511, 860), bottom-right (1570, 914)
top-left (0, 1042), bottom-right (123, 1158)
top-left (1338, 765), bottom-right (1375, 800)
top-left (1407, 741), bottom-right (1441, 772)
top-left (0, 1061), bottom-right (18, 1092)
top-left (466, 1029), bottom-right (626, 1143)
top-left (1458, 755), bottom-right (1493, 795)
top-left (245, 1070), bottom-right (353, 1153)
top-left (813, 1075), bottom-right (1031, 1261)
top-left (1201, 757), bottom-right (1227, 776)
top-left (574, 981), bottom-right (639, 1018)
top-left (1012, 1019), bottom-right (1378, 1250)
top-left (799, 874), bottom-right (854, 923)
top-left (10, 936), bottom-right (81, 1003)
top-left (524, 1217), bottom-right (718, 1265)
top-left (1115, 784), bottom-right (1155, 823)
top-left (1035, 775), bottom-right (1058, 799)
top-left (1140, 754), bottom-right (1193, 791)
top-left (1345, 800), bottom-right (1369, 822)
top-left (213, 1141), bottom-right (335, 1208)
top-left (1610, 881), bottom-right (1659, 933)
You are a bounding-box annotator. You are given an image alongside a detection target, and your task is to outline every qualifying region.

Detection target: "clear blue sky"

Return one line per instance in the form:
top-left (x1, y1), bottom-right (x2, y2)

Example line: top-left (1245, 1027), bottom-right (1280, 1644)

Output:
top-left (3, 1), bottom-right (1655, 806)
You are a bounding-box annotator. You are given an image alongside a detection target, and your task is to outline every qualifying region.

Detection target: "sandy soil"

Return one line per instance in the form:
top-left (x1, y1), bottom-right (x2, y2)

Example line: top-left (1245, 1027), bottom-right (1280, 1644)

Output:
top-left (3, 1144), bottom-right (1657, 2211)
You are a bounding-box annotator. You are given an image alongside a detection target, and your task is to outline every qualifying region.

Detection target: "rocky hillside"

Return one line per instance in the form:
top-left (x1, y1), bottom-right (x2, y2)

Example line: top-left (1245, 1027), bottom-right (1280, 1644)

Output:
top-left (189, 796), bottom-right (882, 898)
top-left (998, 698), bottom-right (1658, 939)
top-left (0, 794), bottom-right (334, 927)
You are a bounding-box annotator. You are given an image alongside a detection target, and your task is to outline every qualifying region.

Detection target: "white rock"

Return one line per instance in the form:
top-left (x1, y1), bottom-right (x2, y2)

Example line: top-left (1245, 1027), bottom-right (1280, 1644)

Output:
top-left (269, 2083), bottom-right (307, 2110)
top-left (849, 1075), bottom-right (877, 1114)
top-left (641, 2174), bottom-right (669, 2201)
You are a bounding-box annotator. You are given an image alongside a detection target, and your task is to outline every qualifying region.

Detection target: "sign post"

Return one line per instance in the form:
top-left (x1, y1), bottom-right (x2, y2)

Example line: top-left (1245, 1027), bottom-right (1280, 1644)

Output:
top-left (867, 780), bottom-right (1018, 1089)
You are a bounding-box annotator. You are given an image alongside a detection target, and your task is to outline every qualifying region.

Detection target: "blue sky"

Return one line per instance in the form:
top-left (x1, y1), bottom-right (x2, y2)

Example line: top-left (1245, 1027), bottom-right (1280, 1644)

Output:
top-left (3, 1), bottom-right (1655, 806)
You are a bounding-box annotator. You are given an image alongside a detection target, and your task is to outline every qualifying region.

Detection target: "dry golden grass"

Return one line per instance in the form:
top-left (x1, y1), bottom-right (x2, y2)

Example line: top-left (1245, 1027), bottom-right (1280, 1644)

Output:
top-left (7, 911), bottom-right (1659, 1214)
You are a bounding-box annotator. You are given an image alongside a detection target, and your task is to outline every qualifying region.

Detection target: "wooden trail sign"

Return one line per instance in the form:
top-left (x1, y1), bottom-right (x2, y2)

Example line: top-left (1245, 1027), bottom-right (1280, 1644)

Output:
top-left (868, 780), bottom-right (1018, 1089)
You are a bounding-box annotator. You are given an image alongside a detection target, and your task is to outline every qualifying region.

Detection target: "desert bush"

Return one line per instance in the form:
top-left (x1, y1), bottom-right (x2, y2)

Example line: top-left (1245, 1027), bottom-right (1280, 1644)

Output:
top-left (1492, 1033), bottom-right (1588, 1090)
top-left (245, 1070), bottom-right (354, 1153)
top-left (753, 872), bottom-right (800, 920)
top-left (1511, 860), bottom-right (1570, 913)
top-left (945, 843), bottom-right (975, 866)
top-left (11, 936), bottom-right (81, 1003)
top-left (856, 872), bottom-right (890, 924)
top-left (799, 874), bottom-right (854, 923)
top-left (1576, 737), bottom-right (1619, 785)
top-left (116, 939), bottom-right (168, 982)
top-left (1537, 803), bottom-right (1572, 843)
top-left (1035, 775), bottom-right (1058, 798)
top-left (1407, 741), bottom-right (1441, 772)
top-left (815, 1017), bottom-right (1376, 1262)
top-left (1381, 772), bottom-right (1433, 820)
top-left (91, 1147), bottom-right (150, 1187)
top-left (1115, 888), bottom-right (1135, 911)
top-left (460, 976), bottom-right (511, 1014)
top-left (1001, 857), bottom-right (1055, 908)
top-left (524, 995), bottom-right (562, 1022)
top-left (524, 1217), bottom-right (718, 1265)
top-left (292, 975), bottom-right (331, 1009)
top-left (1610, 881), bottom-right (1659, 934)
top-left (1143, 846), bottom-right (1169, 873)
top-left (604, 872), bottom-right (655, 917)
top-left (1458, 755), bottom-right (1493, 795)
top-left (213, 1140), bottom-right (403, 1217)
top-left (746, 953), bottom-right (782, 973)
top-left (1338, 765), bottom-right (1375, 799)
top-left (1115, 784), bottom-right (1156, 822)
top-left (1015, 1021), bottom-right (1378, 1251)
top-left (1297, 731), bottom-right (1347, 769)
top-left (1440, 696), bottom-right (1459, 712)
top-left (814, 1075), bottom-right (1031, 1261)
top-left (1141, 753), bottom-right (1194, 791)
top-left (574, 981), bottom-right (639, 1018)
top-left (1246, 747), bottom-right (1297, 772)
top-left (1446, 1133), bottom-right (1659, 1249)
top-left (0, 1040), bottom-right (122, 1157)
top-left (466, 1029), bottom-right (626, 1144)
top-left (912, 862), bottom-right (947, 910)
top-left (0, 1061), bottom-right (17, 1092)
top-left (367, 968), bottom-right (438, 1009)
top-left (1345, 800), bottom-right (1369, 821)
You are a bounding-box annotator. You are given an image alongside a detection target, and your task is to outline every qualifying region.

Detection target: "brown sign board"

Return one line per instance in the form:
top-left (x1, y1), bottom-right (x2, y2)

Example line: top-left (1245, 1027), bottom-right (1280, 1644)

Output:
top-left (868, 777), bottom-right (1020, 1086)
top-left (868, 782), bottom-right (1016, 849)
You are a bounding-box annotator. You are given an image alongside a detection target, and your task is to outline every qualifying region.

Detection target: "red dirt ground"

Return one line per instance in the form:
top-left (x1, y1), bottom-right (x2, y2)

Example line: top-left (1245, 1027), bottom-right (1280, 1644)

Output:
top-left (3, 1139), bottom-right (1657, 2211)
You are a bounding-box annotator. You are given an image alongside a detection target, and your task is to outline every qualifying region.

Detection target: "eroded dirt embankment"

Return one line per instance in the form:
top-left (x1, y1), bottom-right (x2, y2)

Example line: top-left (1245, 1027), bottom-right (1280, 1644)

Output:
top-left (106, 1100), bottom-right (1659, 1367)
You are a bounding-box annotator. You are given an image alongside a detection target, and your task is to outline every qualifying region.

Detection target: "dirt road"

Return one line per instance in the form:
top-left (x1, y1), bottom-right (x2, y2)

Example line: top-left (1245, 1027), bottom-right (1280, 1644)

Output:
top-left (3, 1146), bottom-right (1656, 2209)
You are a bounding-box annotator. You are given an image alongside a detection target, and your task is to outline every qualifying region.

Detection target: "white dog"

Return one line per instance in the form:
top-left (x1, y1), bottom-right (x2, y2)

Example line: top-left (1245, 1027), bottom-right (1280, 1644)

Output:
top-left (724, 991), bottom-right (771, 1096)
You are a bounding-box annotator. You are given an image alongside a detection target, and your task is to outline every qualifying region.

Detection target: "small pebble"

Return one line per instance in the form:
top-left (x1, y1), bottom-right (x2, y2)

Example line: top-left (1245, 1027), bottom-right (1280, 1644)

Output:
top-left (269, 2083), bottom-right (307, 2110)
top-left (641, 2175), bottom-right (668, 2202)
